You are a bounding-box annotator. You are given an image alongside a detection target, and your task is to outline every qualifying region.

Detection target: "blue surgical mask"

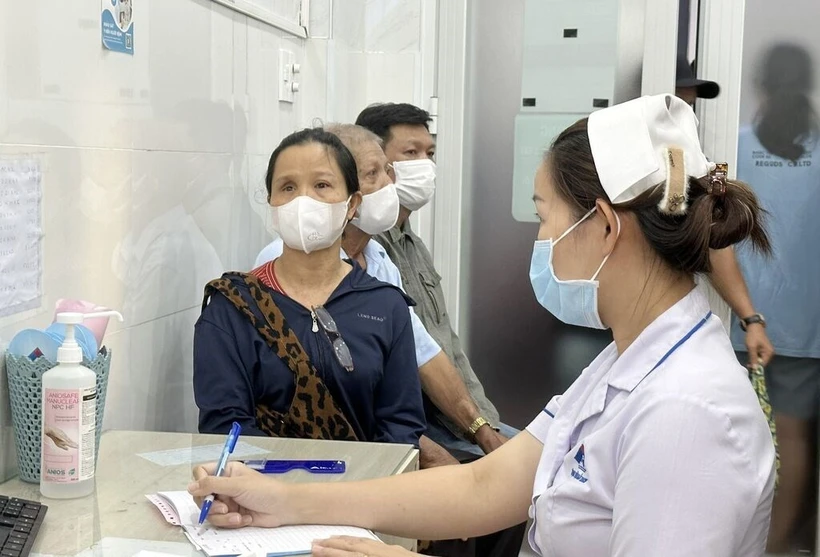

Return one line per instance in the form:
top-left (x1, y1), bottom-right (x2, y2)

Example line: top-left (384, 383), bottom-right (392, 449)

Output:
top-left (529, 208), bottom-right (620, 330)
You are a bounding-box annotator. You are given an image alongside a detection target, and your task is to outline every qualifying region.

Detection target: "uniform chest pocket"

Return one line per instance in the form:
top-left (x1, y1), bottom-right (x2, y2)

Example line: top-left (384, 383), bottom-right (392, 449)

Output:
top-left (419, 269), bottom-right (447, 324)
top-left (545, 442), bottom-right (592, 502)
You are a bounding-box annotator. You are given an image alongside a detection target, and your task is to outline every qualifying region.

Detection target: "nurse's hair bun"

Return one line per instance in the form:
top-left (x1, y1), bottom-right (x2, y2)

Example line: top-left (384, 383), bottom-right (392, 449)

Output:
top-left (684, 172), bottom-right (771, 254)
top-left (547, 118), bottom-right (772, 276)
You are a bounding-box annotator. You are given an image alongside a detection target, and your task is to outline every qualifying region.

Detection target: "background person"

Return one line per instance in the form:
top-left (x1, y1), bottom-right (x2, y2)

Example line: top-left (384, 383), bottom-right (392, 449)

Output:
top-left (355, 103), bottom-right (518, 458)
top-left (675, 56), bottom-right (775, 368)
top-left (734, 42), bottom-right (820, 553)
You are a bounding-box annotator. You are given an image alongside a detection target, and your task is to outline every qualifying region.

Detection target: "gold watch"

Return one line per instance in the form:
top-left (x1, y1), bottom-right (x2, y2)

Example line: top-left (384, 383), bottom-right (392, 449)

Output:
top-left (468, 416), bottom-right (491, 436)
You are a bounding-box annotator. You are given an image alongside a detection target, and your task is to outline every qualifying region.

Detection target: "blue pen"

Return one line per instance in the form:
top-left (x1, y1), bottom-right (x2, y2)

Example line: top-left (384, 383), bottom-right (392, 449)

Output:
top-left (241, 459), bottom-right (346, 474)
top-left (198, 422), bottom-right (242, 526)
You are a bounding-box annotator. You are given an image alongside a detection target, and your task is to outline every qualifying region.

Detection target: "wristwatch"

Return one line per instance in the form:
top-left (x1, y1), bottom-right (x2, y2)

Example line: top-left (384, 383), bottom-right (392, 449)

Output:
top-left (740, 313), bottom-right (766, 332)
top-left (468, 416), bottom-right (491, 436)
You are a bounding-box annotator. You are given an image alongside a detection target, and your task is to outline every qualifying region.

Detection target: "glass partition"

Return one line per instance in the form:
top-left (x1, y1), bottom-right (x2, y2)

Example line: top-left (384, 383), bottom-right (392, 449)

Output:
top-left (735, 0), bottom-right (820, 554)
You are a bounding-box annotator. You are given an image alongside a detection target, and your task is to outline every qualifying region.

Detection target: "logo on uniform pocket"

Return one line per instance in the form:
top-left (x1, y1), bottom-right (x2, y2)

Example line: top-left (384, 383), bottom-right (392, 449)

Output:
top-left (570, 444), bottom-right (588, 483)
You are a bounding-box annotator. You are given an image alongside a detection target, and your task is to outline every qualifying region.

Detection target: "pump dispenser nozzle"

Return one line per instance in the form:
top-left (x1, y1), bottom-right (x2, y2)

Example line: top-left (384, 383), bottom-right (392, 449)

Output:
top-left (55, 311), bottom-right (124, 364)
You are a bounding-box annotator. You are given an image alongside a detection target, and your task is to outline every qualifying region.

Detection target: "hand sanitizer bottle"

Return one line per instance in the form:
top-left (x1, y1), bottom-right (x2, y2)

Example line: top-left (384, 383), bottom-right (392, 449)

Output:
top-left (40, 310), bottom-right (123, 499)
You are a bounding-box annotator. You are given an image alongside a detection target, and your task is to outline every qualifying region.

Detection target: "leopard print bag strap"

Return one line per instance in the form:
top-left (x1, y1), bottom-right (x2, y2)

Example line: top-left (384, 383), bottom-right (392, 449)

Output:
top-left (202, 273), bottom-right (358, 441)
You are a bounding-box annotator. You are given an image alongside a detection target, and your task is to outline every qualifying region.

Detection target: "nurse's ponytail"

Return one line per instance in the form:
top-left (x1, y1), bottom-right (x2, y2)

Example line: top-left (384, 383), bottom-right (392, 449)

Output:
top-left (685, 174), bottom-right (771, 253)
top-left (621, 173), bottom-right (772, 274)
top-left (548, 119), bottom-right (771, 276)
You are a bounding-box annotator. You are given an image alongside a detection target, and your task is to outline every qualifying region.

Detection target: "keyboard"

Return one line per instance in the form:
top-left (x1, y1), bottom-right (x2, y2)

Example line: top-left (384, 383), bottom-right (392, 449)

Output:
top-left (0, 496), bottom-right (47, 557)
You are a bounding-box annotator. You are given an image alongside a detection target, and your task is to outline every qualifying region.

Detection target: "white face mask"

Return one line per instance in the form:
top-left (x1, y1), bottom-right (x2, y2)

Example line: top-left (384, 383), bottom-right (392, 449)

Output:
top-left (392, 159), bottom-right (436, 211)
top-left (351, 182), bottom-right (400, 235)
top-left (271, 195), bottom-right (351, 254)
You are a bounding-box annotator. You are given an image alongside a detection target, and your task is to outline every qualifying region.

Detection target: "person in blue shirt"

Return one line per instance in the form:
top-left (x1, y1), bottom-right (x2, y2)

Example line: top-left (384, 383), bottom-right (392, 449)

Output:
top-left (733, 43), bottom-right (820, 553)
top-left (256, 124), bottom-right (512, 469)
top-left (193, 128), bottom-right (426, 448)
top-left (674, 59), bottom-right (776, 371)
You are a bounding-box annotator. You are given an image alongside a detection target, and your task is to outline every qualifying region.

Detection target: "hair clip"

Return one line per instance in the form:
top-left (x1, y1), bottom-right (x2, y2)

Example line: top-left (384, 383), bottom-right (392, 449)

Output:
top-left (708, 162), bottom-right (728, 198)
top-left (658, 147), bottom-right (689, 215)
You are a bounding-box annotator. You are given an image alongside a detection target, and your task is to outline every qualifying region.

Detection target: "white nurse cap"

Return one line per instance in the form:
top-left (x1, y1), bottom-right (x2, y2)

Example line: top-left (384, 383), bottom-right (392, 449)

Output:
top-left (587, 94), bottom-right (714, 211)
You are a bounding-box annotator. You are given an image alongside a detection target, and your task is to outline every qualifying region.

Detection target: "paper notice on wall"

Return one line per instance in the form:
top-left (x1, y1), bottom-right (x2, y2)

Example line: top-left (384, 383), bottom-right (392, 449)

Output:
top-left (0, 157), bottom-right (43, 317)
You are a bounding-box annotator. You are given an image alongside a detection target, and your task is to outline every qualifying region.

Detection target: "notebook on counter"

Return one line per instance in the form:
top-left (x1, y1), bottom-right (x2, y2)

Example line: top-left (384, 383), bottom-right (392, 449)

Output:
top-left (147, 491), bottom-right (380, 557)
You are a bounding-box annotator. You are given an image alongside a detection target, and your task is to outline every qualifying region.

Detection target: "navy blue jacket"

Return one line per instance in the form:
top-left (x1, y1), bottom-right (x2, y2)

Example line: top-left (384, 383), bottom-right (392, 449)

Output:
top-left (193, 263), bottom-right (425, 447)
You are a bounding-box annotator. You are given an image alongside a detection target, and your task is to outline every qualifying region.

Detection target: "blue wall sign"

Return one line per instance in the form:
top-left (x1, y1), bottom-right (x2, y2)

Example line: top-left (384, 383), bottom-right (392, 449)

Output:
top-left (101, 0), bottom-right (134, 55)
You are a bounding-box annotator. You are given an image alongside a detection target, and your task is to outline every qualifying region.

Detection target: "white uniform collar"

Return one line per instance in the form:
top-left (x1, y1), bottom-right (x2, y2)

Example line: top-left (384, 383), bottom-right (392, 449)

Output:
top-left (342, 239), bottom-right (389, 275)
top-left (362, 239), bottom-right (386, 265)
top-left (607, 287), bottom-right (712, 393)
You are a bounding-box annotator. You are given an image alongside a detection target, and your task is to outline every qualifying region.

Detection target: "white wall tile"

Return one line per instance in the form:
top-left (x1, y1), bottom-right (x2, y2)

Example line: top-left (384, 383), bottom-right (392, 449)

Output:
top-left (242, 154), bottom-right (278, 266)
top-left (102, 306), bottom-right (201, 433)
top-left (134, 1), bottom-right (234, 153)
top-left (327, 49), bottom-right (370, 123)
top-left (98, 328), bottom-right (130, 432)
top-left (309, 0), bottom-right (332, 39)
top-left (0, 1), bottom-right (140, 150)
top-left (116, 150), bottom-right (228, 326)
top-left (365, 0), bottom-right (422, 53)
top-left (246, 20), bottom-right (284, 155)
top-left (365, 52), bottom-right (420, 105)
top-left (301, 40), bottom-right (331, 126)
top-left (333, 0), bottom-right (367, 50)
top-left (325, 0), bottom-right (424, 121)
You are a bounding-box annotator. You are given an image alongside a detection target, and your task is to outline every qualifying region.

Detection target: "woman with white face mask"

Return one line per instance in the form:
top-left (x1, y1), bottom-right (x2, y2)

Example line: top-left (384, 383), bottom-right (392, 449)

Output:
top-left (193, 128), bottom-right (426, 449)
top-left (189, 96), bottom-right (776, 557)
top-left (254, 125), bottom-right (517, 479)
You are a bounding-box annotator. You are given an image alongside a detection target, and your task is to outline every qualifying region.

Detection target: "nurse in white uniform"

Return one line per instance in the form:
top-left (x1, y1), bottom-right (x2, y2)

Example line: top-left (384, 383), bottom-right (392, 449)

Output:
top-left (188, 95), bottom-right (777, 557)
